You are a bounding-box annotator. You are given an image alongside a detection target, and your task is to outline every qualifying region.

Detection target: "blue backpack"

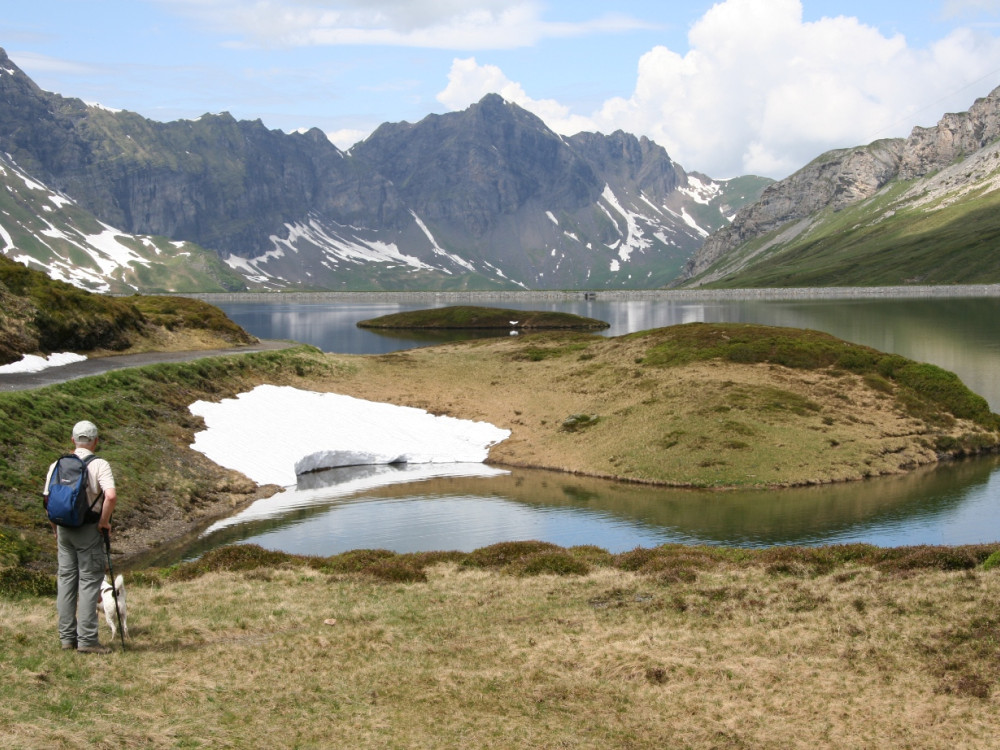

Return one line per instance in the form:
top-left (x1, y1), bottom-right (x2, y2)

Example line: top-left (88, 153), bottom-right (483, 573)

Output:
top-left (46, 454), bottom-right (103, 527)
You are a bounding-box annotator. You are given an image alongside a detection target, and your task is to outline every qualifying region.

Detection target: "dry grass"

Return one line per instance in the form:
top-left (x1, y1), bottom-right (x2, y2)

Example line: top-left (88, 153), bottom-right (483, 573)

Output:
top-left (313, 328), bottom-right (996, 487)
top-left (90, 320), bottom-right (259, 357)
top-left (2, 557), bottom-right (1000, 748)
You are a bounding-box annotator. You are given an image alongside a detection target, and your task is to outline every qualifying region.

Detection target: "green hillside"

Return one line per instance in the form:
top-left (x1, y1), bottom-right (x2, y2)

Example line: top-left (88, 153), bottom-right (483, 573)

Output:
top-left (0, 254), bottom-right (254, 364)
top-left (698, 179), bottom-right (1000, 288)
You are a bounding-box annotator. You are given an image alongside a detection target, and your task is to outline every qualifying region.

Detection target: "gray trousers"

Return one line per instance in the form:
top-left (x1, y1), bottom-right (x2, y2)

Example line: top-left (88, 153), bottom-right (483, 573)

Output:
top-left (56, 524), bottom-right (105, 647)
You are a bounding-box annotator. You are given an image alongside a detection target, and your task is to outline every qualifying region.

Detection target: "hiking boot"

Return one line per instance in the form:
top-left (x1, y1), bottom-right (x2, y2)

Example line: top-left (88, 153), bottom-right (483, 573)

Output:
top-left (77, 644), bottom-right (112, 654)
top-left (60, 642), bottom-right (77, 651)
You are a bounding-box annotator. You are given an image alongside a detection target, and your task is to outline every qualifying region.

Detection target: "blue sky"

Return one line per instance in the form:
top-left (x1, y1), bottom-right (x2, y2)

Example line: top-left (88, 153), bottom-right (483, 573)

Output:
top-left (4, 0), bottom-right (1000, 179)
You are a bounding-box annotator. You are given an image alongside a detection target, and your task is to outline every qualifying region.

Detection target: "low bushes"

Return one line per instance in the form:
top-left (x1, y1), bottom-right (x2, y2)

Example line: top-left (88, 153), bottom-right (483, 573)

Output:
top-left (145, 540), bottom-right (1000, 588)
top-left (5, 539), bottom-right (1000, 599)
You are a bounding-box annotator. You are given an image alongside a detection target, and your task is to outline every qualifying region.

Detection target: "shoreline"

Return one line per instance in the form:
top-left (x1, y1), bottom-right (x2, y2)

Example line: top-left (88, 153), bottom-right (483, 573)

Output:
top-left (180, 284), bottom-right (1000, 304)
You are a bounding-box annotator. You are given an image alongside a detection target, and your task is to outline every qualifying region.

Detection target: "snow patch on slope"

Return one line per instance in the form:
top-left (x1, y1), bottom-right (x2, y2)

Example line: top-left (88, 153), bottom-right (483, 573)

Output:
top-left (0, 352), bottom-right (87, 373)
top-left (410, 211), bottom-right (476, 271)
top-left (600, 184), bottom-right (652, 262)
top-left (679, 175), bottom-right (722, 205)
top-left (189, 384), bottom-right (510, 487)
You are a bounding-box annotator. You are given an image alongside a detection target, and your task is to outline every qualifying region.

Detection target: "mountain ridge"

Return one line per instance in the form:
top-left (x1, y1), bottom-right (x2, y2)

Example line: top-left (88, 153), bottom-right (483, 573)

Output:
top-left (0, 49), bottom-right (770, 292)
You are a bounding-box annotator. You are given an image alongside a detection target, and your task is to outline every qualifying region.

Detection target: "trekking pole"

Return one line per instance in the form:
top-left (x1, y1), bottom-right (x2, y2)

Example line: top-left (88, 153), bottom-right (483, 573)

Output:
top-left (102, 529), bottom-right (127, 652)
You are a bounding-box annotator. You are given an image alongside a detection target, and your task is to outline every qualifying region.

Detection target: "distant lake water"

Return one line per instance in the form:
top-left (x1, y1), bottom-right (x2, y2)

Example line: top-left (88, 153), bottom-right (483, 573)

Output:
top-left (158, 290), bottom-right (1000, 562)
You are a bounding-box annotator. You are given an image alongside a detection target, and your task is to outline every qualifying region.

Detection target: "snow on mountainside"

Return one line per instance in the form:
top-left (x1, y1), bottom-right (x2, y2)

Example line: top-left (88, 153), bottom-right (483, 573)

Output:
top-left (0, 153), bottom-right (245, 293)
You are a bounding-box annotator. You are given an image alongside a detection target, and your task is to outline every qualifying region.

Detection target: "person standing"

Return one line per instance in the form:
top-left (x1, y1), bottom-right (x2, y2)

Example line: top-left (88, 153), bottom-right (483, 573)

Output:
top-left (43, 420), bottom-right (118, 654)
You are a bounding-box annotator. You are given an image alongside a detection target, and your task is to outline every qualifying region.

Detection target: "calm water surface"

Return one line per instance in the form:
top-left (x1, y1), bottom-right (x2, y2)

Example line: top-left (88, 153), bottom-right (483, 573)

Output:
top-left (165, 295), bottom-right (1000, 560)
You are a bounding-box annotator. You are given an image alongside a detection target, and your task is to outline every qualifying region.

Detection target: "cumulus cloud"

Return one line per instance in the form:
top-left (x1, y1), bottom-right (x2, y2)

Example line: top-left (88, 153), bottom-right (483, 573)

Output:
top-left (437, 58), bottom-right (594, 133)
top-left (325, 127), bottom-right (370, 150)
top-left (437, 0), bottom-right (1000, 178)
top-left (157, 0), bottom-right (649, 50)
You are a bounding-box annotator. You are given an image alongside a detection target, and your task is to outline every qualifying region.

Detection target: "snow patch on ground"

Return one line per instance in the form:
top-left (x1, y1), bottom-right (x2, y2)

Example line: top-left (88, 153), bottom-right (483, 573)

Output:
top-left (189, 384), bottom-right (511, 487)
top-left (0, 352), bottom-right (87, 373)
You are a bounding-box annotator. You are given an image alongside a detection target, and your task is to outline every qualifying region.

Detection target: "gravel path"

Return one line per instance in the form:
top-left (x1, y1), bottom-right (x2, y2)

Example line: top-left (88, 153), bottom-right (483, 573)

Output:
top-left (0, 340), bottom-right (297, 392)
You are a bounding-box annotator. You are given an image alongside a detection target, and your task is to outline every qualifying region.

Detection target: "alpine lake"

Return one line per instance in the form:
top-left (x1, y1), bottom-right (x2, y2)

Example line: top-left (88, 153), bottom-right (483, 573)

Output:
top-left (148, 290), bottom-right (1000, 564)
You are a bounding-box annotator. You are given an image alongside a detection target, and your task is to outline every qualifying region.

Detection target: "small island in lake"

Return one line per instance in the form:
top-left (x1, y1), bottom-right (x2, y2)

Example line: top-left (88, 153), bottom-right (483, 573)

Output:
top-left (356, 305), bottom-right (610, 331)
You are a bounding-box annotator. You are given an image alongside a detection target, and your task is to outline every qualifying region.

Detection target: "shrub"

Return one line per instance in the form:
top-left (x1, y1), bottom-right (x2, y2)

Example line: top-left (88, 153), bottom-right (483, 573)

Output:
top-left (567, 545), bottom-right (614, 567)
top-left (461, 541), bottom-right (563, 570)
top-left (318, 549), bottom-right (398, 573)
top-left (756, 546), bottom-right (840, 577)
top-left (875, 545), bottom-right (985, 573)
top-left (982, 550), bottom-right (1000, 571)
top-left (168, 544), bottom-right (299, 580)
top-left (0, 566), bottom-right (56, 598)
top-left (612, 547), bottom-right (663, 572)
top-left (509, 551), bottom-right (590, 577)
top-left (363, 559), bottom-right (428, 583)
top-left (405, 551), bottom-right (466, 569)
top-left (612, 545), bottom-right (728, 578)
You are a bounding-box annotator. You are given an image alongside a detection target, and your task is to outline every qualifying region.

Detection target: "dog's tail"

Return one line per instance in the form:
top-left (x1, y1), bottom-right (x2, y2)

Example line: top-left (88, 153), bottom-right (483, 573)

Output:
top-left (114, 574), bottom-right (124, 595)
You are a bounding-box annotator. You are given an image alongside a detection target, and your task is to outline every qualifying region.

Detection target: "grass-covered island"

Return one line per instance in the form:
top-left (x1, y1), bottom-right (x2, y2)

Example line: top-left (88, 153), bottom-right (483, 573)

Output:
top-left (3, 310), bottom-right (1000, 747)
top-left (356, 304), bottom-right (610, 330)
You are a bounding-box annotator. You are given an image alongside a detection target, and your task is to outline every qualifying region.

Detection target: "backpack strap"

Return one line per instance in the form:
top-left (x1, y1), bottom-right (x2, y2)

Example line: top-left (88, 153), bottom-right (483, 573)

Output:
top-left (82, 454), bottom-right (104, 514)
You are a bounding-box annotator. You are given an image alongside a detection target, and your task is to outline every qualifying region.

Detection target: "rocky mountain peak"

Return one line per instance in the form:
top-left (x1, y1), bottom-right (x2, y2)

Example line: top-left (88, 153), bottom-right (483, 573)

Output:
top-left (898, 86), bottom-right (1000, 179)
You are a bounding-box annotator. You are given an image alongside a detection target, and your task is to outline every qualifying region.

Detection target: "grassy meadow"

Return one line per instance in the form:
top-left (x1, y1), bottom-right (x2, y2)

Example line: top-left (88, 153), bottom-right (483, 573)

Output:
top-left (3, 543), bottom-right (1000, 748)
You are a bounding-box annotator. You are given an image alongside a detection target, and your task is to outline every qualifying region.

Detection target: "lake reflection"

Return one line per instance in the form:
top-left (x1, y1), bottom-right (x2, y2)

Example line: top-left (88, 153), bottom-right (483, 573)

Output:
top-left (136, 455), bottom-right (1000, 566)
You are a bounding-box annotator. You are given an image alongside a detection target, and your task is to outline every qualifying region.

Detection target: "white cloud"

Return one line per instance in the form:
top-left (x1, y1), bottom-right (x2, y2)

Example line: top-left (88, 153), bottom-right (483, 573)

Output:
top-left (943, 0), bottom-right (1000, 17)
top-left (437, 57), bottom-right (593, 132)
top-left (436, 0), bottom-right (1000, 178)
top-left (317, 127), bottom-right (368, 150)
top-left (157, 0), bottom-right (650, 50)
top-left (5, 51), bottom-right (103, 75)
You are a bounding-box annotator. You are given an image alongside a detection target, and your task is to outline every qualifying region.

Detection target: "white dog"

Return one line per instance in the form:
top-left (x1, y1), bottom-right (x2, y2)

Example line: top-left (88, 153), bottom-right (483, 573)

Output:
top-left (99, 575), bottom-right (128, 640)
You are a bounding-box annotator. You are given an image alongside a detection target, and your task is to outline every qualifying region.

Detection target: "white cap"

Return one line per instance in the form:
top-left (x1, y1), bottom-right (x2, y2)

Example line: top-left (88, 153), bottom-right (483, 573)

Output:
top-left (72, 420), bottom-right (99, 442)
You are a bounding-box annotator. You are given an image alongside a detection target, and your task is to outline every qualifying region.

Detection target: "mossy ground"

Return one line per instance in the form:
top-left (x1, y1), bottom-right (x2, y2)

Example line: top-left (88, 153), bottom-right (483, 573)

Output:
top-left (0, 255), bottom-right (255, 364)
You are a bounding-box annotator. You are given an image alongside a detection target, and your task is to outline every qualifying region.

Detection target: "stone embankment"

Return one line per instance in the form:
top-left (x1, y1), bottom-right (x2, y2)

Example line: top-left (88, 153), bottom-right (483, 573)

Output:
top-left (184, 285), bottom-right (1000, 304)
